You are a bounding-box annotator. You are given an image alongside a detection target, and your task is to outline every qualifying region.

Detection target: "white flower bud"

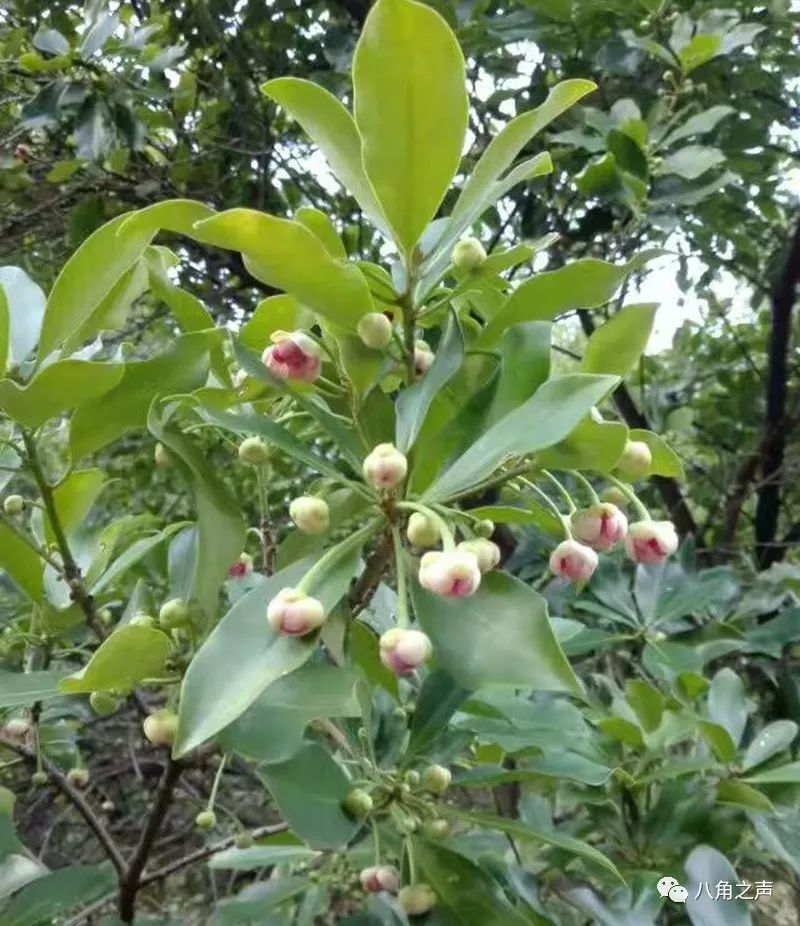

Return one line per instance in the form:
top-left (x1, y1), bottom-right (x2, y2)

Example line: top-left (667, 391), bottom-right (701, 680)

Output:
top-left (357, 312), bottom-right (393, 349)
top-left (362, 443), bottom-right (407, 490)
top-left (379, 628), bottom-right (433, 675)
top-left (624, 520), bottom-right (678, 564)
top-left (267, 588), bottom-right (325, 636)
top-left (571, 503), bottom-right (628, 551)
top-left (289, 496), bottom-right (330, 534)
top-left (452, 237), bottom-right (487, 272)
top-left (406, 512), bottom-right (440, 548)
top-left (419, 550), bottom-right (481, 598)
top-left (616, 440), bottom-right (652, 480)
top-left (456, 538), bottom-right (501, 573)
top-left (549, 539), bottom-right (598, 582)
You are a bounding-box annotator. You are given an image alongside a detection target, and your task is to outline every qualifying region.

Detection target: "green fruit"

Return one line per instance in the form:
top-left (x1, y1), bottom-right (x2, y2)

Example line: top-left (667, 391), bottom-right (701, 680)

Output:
top-left (423, 818), bottom-right (450, 839)
top-left (90, 691), bottom-right (119, 717)
top-left (399, 883), bottom-right (436, 916)
top-left (422, 764), bottom-right (451, 794)
top-left (3, 495), bottom-right (24, 516)
top-left (475, 519), bottom-right (495, 539)
top-left (344, 788), bottom-right (373, 819)
top-left (31, 770), bottom-right (48, 787)
top-left (234, 831), bottom-right (254, 849)
top-left (99, 607), bottom-right (113, 625)
top-left (66, 768), bottom-right (90, 789)
top-left (195, 809), bottom-right (217, 830)
top-left (130, 614), bottom-right (156, 629)
top-left (158, 598), bottom-right (191, 630)
top-left (143, 710), bottom-right (178, 747)
top-left (404, 770), bottom-right (420, 787)
top-left (238, 437), bottom-right (270, 466)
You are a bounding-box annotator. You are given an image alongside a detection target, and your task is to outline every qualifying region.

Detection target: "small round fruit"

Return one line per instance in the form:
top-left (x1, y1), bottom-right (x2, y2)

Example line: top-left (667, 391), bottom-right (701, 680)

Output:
top-left (421, 764), bottom-right (451, 794)
top-left (90, 691), bottom-right (119, 717)
top-left (344, 788), bottom-right (373, 819)
top-left (3, 495), bottom-right (24, 516)
top-left (423, 818), bottom-right (450, 839)
top-left (399, 883), bottom-right (436, 916)
top-left (357, 312), bottom-right (393, 350)
top-left (452, 237), bottom-right (487, 272)
top-left (475, 519), bottom-right (495, 539)
top-left (158, 598), bottom-right (191, 630)
top-left (31, 770), bottom-right (48, 787)
top-left (235, 831), bottom-right (255, 849)
top-left (238, 437), bottom-right (270, 466)
top-left (130, 614), bottom-right (155, 629)
top-left (195, 809), bottom-right (217, 831)
top-left (143, 710), bottom-right (178, 747)
top-left (66, 768), bottom-right (90, 789)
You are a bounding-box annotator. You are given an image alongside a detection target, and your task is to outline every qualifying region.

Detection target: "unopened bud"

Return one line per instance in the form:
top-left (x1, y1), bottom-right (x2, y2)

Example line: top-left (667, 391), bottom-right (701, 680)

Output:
top-left (66, 768), bottom-right (89, 789)
top-left (158, 598), bottom-right (191, 630)
top-left (130, 614), bottom-right (155, 628)
top-left (600, 486), bottom-right (629, 509)
top-left (475, 519), bottom-right (495, 539)
top-left (456, 538), bottom-right (500, 574)
top-left (90, 691), bottom-right (119, 717)
top-left (571, 503), bottom-right (628, 552)
top-left (143, 710), bottom-right (178, 747)
top-left (344, 788), bottom-right (373, 819)
top-left (360, 864), bottom-right (400, 893)
top-left (357, 312), bottom-right (393, 350)
top-left (234, 831), bottom-right (254, 848)
top-left (548, 539), bottom-right (598, 583)
top-left (421, 764), bottom-right (451, 794)
top-left (379, 628), bottom-right (433, 676)
top-left (99, 607), bottom-right (113, 625)
top-left (419, 549), bottom-right (481, 598)
top-left (406, 512), bottom-right (440, 548)
top-left (238, 436), bottom-right (271, 466)
top-left (267, 587), bottom-right (325, 636)
top-left (616, 440), bottom-right (652, 480)
top-left (452, 237), bottom-right (487, 272)
top-left (31, 770), bottom-right (48, 787)
top-left (3, 717), bottom-right (31, 739)
top-left (262, 330), bottom-right (321, 382)
top-left (3, 495), bottom-right (24, 516)
top-left (362, 443), bottom-right (407, 490)
top-left (195, 809), bottom-right (217, 830)
top-left (404, 770), bottom-right (420, 787)
top-left (413, 340), bottom-right (434, 379)
top-left (624, 520), bottom-right (678, 565)
top-left (399, 883), bottom-right (436, 916)
top-left (289, 496), bottom-right (330, 534)
top-left (423, 817), bottom-right (450, 839)
top-left (228, 552), bottom-right (253, 580)
top-left (154, 442), bottom-right (172, 468)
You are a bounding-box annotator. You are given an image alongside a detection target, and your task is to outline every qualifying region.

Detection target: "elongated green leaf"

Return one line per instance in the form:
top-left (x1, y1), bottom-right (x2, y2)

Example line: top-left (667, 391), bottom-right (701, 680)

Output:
top-left (485, 321), bottom-right (552, 426)
top-left (743, 761), bottom-right (800, 785)
top-left (477, 253), bottom-right (659, 346)
top-left (0, 521), bottom-right (43, 601)
top-left (537, 417), bottom-right (628, 473)
top-left (581, 304), bottom-right (657, 377)
top-left (396, 313), bottom-right (463, 451)
top-left (627, 428), bottom-right (685, 479)
top-left (625, 679), bottom-right (664, 734)
top-left (262, 78), bottom-right (389, 236)
top-left (408, 670), bottom-right (471, 756)
top-left (0, 267), bottom-right (45, 369)
top-left (742, 721), bottom-right (798, 772)
top-left (413, 570), bottom-right (582, 695)
top-left (716, 779), bottom-right (774, 812)
top-left (39, 200), bottom-right (214, 361)
top-left (423, 373), bottom-right (618, 502)
top-left (699, 720), bottom-right (736, 763)
top-left (353, 0), bottom-right (467, 252)
top-left (0, 360), bottom-right (124, 428)
top-left (259, 743), bottom-right (358, 849)
top-left (454, 754), bottom-right (613, 787)
top-left (0, 670), bottom-right (67, 708)
top-left (47, 469), bottom-right (105, 543)
top-left (60, 625), bottom-right (170, 694)
top-left (209, 845), bottom-right (315, 870)
top-left (194, 210), bottom-right (373, 327)
top-left (685, 846), bottom-right (752, 926)
top-left (466, 503), bottom-right (564, 538)
top-left (90, 530), bottom-right (170, 595)
top-left (296, 206), bottom-right (346, 258)
top-left (2, 864), bottom-right (115, 926)
top-left (0, 287), bottom-right (8, 378)
top-left (707, 668), bottom-right (748, 747)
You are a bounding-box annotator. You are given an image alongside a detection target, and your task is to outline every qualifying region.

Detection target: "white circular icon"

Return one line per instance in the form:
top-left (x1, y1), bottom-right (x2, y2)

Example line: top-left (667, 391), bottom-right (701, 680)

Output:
top-left (657, 877), bottom-right (679, 898)
top-left (669, 885), bottom-right (688, 904)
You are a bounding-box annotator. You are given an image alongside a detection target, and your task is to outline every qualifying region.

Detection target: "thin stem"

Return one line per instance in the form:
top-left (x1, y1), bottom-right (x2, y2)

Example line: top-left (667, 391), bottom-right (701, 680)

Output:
top-left (396, 501), bottom-right (455, 550)
top-left (207, 754), bottom-right (227, 810)
top-left (569, 470), bottom-right (601, 505)
top-left (400, 288), bottom-right (417, 385)
top-left (391, 526), bottom-right (410, 629)
top-left (405, 837), bottom-right (418, 883)
top-left (317, 375), bottom-right (346, 395)
top-left (519, 478), bottom-right (571, 539)
top-left (373, 822), bottom-right (382, 865)
top-left (607, 475), bottom-right (650, 520)
top-left (541, 470), bottom-right (577, 514)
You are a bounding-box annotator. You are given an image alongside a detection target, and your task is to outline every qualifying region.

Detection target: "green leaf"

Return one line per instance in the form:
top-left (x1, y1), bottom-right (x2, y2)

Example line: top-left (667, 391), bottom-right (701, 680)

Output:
top-left (699, 721), bottom-right (737, 763)
top-left (743, 761), bottom-right (800, 785)
top-left (447, 809), bottom-right (624, 882)
top-left (454, 754), bottom-right (613, 787)
top-left (396, 313), bottom-right (463, 452)
top-left (423, 373), bottom-right (619, 502)
top-left (537, 417), bottom-right (629, 474)
top-left (239, 294), bottom-right (309, 353)
top-left (219, 663), bottom-right (361, 763)
top-left (353, 0), bottom-right (468, 252)
top-left (684, 846), bottom-right (752, 925)
top-left (581, 304), bottom-right (657, 377)
top-left (295, 206), bottom-right (346, 259)
top-left (349, 621), bottom-right (399, 699)
top-left (477, 253), bottom-right (659, 346)
top-left (71, 330), bottom-right (220, 458)
top-left (209, 845), bottom-right (316, 870)
top-left (408, 670), bottom-right (471, 757)
top-left (485, 322), bottom-right (552, 425)
top-left (0, 268), bottom-right (45, 369)
top-left (0, 520), bottom-right (44, 601)
top-left (625, 679), bottom-right (664, 734)
top-left (0, 288), bottom-right (8, 378)
top-left (90, 530), bottom-right (172, 595)
top-left (661, 145), bottom-right (726, 179)
top-left (0, 670), bottom-right (68, 708)
top-left (750, 808), bottom-right (800, 877)
top-left (259, 743), bottom-right (358, 849)
top-left (627, 428), bottom-right (685, 479)
top-left (413, 570), bottom-right (582, 695)
top-left (1, 864), bottom-right (115, 926)
top-left (0, 360), bottom-right (124, 428)
top-left (60, 625), bottom-right (170, 694)
top-left (662, 105), bottom-right (735, 146)
top-left (194, 210), bottom-right (373, 327)
top-left (742, 721), bottom-right (798, 772)
top-left (33, 28), bottom-right (70, 55)
top-left (69, 259), bottom-right (149, 350)
top-left (716, 779), bottom-right (774, 812)
top-left (466, 503), bottom-right (564, 539)
top-left (707, 668), bottom-right (748, 746)
top-left (262, 78), bottom-right (389, 237)
top-left (678, 34), bottom-right (722, 74)
top-left (39, 200), bottom-right (214, 362)
top-left (597, 716), bottom-right (644, 749)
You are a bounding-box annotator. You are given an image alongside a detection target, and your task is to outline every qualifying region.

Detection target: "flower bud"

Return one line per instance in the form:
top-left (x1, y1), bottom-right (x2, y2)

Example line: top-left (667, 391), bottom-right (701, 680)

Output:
top-left (267, 588), bottom-right (325, 636)
top-left (232, 368), bottom-right (248, 389)
top-left (360, 864), bottom-right (400, 894)
top-left (404, 769), bottom-right (420, 787)
top-left (624, 520), bottom-right (678, 565)
top-left (362, 443), bottom-right (407, 490)
top-left (90, 691), bottom-right (119, 717)
top-left (399, 884), bottom-right (436, 916)
top-left (235, 831), bottom-right (255, 849)
top-left (158, 598), bottom-right (191, 630)
top-left (601, 486), bottom-right (629, 509)
top-left (143, 710), bottom-right (178, 747)
top-left (66, 768), bottom-right (89, 789)
top-left (421, 764), bottom-right (451, 794)
top-left (154, 442), bottom-right (172, 469)
top-left (419, 550), bottom-right (481, 598)
top-left (548, 539), bottom-right (598, 582)
top-left (357, 312), bottom-right (393, 350)
top-left (452, 237), bottom-right (487, 272)
top-left (475, 518), bottom-right (495, 539)
top-left (228, 553), bottom-right (254, 580)
top-left (99, 607), bottom-right (113, 625)
top-left (3, 495), bottom-right (24, 516)
top-left (195, 809), bottom-right (217, 831)
top-left (31, 770), bottom-right (48, 787)
top-left (130, 614), bottom-right (155, 628)
top-left (262, 330), bottom-right (321, 383)
top-left (423, 818), bottom-right (450, 839)
top-left (456, 538), bottom-right (500, 574)
top-left (406, 512), bottom-right (440, 548)
top-left (344, 787), bottom-right (373, 819)
top-left (289, 496), bottom-right (330, 534)
top-left (413, 340), bottom-right (434, 379)
top-left (571, 503), bottom-right (628, 552)
top-left (379, 628), bottom-right (433, 676)
top-left (238, 436), bottom-right (270, 466)
top-left (615, 440), bottom-right (652, 480)
top-left (3, 717), bottom-right (30, 739)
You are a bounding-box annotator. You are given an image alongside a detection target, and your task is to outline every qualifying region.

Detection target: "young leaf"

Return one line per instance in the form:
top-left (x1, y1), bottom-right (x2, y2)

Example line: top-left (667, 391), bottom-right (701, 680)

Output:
top-left (0, 670), bottom-right (68, 708)
top-left (580, 304), bottom-right (658, 377)
top-left (742, 720), bottom-right (798, 772)
top-left (60, 625), bottom-right (170, 694)
top-left (707, 667), bottom-right (749, 747)
top-left (685, 846), bottom-right (752, 926)
top-left (0, 267), bottom-right (45, 370)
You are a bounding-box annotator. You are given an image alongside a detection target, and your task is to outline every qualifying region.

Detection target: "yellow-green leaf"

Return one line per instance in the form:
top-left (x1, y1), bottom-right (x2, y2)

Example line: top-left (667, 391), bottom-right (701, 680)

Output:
top-left (60, 625), bottom-right (170, 694)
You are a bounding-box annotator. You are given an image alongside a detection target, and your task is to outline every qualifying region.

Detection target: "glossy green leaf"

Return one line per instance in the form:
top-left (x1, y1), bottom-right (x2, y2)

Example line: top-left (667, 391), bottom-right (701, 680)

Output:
top-left (684, 846), bottom-right (752, 926)
top-left (742, 721), bottom-right (798, 772)
top-left (581, 304), bottom-right (657, 377)
top-left (0, 360), bottom-right (124, 428)
top-left (662, 105), bottom-right (735, 146)
top-left (750, 808), bottom-right (800, 877)
top-left (408, 669), bottom-right (471, 757)
top-left (295, 206), bottom-right (346, 258)
top-left (1, 864), bottom-right (115, 926)
top-left (47, 469), bottom-right (105, 544)
top-left (597, 716), bottom-right (644, 749)
top-left (716, 779), bottom-right (774, 812)
top-left (209, 845), bottom-right (315, 870)
top-left (259, 743), bottom-right (358, 849)
top-left (69, 257), bottom-right (149, 350)
top-left (396, 313), bottom-right (463, 452)
top-left (707, 668), bottom-right (748, 746)
top-left (413, 570), bottom-right (582, 695)
top-left (0, 520), bottom-right (43, 601)
top-left (466, 503), bottom-right (564, 539)
top-left (353, 0), bottom-right (468, 252)
top-left (454, 754), bottom-right (613, 787)
top-left (699, 721), bottom-right (737, 764)
top-left (627, 428), bottom-right (685, 479)
top-left (477, 253), bottom-right (659, 346)
top-left (194, 210), bottom-right (373, 327)
top-left (60, 625), bottom-right (170, 694)
top-left (39, 200), bottom-right (214, 361)
top-left (0, 670), bottom-right (68, 708)
top-left (262, 78), bottom-right (389, 236)
top-left (239, 294), bottom-right (309, 352)
top-left (90, 530), bottom-right (171, 595)
top-left (486, 321), bottom-right (552, 425)
top-left (661, 145), bottom-right (726, 179)
top-left (743, 761), bottom-right (800, 785)
top-left (423, 373), bottom-right (618, 502)
top-left (537, 417), bottom-right (629, 474)
top-left (625, 679), bottom-right (664, 733)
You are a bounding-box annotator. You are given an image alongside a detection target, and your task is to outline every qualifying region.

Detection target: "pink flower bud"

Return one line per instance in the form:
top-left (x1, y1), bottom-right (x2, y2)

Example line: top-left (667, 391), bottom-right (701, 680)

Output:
top-left (549, 539), bottom-right (598, 582)
top-left (419, 550), bottom-right (481, 598)
top-left (456, 538), bottom-right (501, 574)
top-left (357, 312), bottom-right (393, 350)
top-left (289, 496), bottom-right (330, 534)
top-left (267, 588), bottom-right (325, 636)
top-left (362, 443), bottom-right (408, 489)
top-left (379, 628), bottom-right (433, 675)
top-left (624, 520), bottom-right (678, 565)
top-left (360, 865), bottom-right (400, 894)
top-left (228, 553), bottom-right (253, 580)
top-left (571, 503), bottom-right (628, 551)
top-left (406, 512), bottom-right (440, 548)
top-left (261, 330), bottom-right (321, 383)
top-left (413, 340), bottom-right (434, 378)
top-left (615, 439), bottom-right (652, 480)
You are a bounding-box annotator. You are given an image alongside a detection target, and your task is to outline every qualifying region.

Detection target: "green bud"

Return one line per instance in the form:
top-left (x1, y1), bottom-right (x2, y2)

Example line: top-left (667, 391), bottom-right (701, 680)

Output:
top-left (143, 709), bottom-right (178, 747)
top-left (99, 607), bottom-right (113, 625)
top-left (452, 237), bottom-right (486, 272)
top-left (154, 442), bottom-right (172, 468)
top-left (90, 691), bottom-right (120, 717)
top-left (475, 519), bottom-right (495, 539)
top-left (66, 767), bottom-right (90, 789)
top-left (392, 706), bottom-right (408, 721)
top-left (234, 831), bottom-right (255, 849)
top-left (158, 598), bottom-right (191, 630)
top-left (399, 883), bottom-right (436, 916)
top-left (3, 495), bottom-right (24, 516)
top-left (343, 788), bottom-right (373, 819)
top-left (615, 439), bottom-right (652, 480)
top-left (195, 809), bottom-right (217, 831)
top-left (404, 770), bottom-right (420, 787)
top-left (238, 437), bottom-right (270, 466)
top-left (130, 614), bottom-right (155, 629)
top-left (423, 818), bottom-right (450, 839)
top-left (421, 764), bottom-right (451, 794)
top-left (31, 770), bottom-right (48, 787)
